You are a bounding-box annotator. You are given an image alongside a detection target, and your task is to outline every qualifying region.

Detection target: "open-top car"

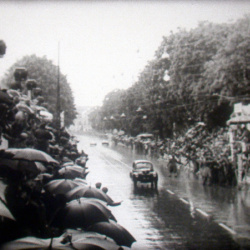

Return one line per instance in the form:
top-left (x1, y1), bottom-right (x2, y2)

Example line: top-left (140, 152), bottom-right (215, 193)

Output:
top-left (130, 160), bottom-right (158, 189)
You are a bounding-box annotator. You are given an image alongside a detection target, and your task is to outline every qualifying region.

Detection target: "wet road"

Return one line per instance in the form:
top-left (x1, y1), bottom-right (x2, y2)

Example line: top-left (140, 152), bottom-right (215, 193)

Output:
top-left (77, 134), bottom-right (250, 249)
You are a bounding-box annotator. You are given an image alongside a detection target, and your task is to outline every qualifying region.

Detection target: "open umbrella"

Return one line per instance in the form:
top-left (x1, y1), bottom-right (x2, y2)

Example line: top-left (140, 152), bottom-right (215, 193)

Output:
top-left (65, 185), bottom-right (114, 204)
top-left (0, 90), bottom-right (13, 105)
top-left (62, 161), bottom-right (75, 167)
top-left (0, 199), bottom-right (15, 221)
top-left (5, 148), bottom-right (58, 165)
top-left (51, 198), bottom-right (116, 230)
top-left (87, 220), bottom-right (136, 247)
top-left (58, 165), bottom-right (86, 179)
top-left (1, 236), bottom-right (71, 250)
top-left (73, 178), bottom-right (88, 186)
top-left (16, 102), bottom-right (34, 115)
top-left (39, 110), bottom-right (53, 122)
top-left (60, 230), bottom-right (123, 250)
top-left (0, 158), bottom-right (46, 175)
top-left (0, 181), bottom-right (7, 202)
top-left (44, 179), bottom-right (80, 195)
top-left (35, 172), bottom-right (54, 184)
top-left (75, 156), bottom-right (88, 168)
top-left (7, 89), bottom-right (20, 98)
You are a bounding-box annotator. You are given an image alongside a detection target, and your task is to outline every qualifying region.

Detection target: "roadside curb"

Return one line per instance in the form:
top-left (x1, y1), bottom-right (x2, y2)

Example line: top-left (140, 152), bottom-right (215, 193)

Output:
top-left (166, 188), bottom-right (237, 236)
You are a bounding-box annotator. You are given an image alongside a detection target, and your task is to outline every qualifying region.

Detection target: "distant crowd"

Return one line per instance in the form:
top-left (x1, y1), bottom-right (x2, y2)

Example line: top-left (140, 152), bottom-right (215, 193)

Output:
top-left (112, 123), bottom-right (250, 186)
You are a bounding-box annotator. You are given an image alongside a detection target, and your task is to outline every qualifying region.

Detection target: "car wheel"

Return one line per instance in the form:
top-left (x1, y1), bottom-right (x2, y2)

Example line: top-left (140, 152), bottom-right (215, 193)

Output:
top-left (133, 179), bottom-right (137, 188)
top-left (154, 180), bottom-right (158, 190)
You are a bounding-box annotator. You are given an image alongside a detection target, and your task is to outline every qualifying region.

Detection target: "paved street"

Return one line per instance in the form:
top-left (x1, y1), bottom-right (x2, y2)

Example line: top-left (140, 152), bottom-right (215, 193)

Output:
top-left (77, 134), bottom-right (250, 249)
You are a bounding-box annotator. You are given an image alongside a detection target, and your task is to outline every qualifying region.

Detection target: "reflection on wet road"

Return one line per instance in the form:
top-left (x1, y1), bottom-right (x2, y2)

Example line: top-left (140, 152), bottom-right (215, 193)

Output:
top-left (77, 134), bottom-right (250, 249)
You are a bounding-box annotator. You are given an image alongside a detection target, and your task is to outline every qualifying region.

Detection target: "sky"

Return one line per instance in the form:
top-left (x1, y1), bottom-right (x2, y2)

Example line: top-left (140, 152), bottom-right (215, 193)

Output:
top-left (0, 0), bottom-right (249, 107)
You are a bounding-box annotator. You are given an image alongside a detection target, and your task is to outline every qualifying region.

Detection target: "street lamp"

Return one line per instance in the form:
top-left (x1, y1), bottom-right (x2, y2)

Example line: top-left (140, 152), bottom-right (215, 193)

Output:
top-left (120, 113), bottom-right (127, 132)
top-left (163, 70), bottom-right (170, 81)
top-left (103, 116), bottom-right (108, 132)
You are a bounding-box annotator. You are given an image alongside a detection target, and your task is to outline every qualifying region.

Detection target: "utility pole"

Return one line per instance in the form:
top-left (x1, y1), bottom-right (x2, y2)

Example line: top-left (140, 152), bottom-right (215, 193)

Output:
top-left (56, 42), bottom-right (61, 130)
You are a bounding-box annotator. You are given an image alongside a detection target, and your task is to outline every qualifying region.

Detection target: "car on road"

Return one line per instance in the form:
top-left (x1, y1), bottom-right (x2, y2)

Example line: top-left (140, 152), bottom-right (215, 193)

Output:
top-left (90, 142), bottom-right (97, 146)
top-left (101, 140), bottom-right (109, 146)
top-left (130, 160), bottom-right (158, 189)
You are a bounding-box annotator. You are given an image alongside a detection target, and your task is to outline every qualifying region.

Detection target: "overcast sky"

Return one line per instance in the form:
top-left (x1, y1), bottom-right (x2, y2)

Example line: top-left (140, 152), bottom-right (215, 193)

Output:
top-left (0, 0), bottom-right (249, 107)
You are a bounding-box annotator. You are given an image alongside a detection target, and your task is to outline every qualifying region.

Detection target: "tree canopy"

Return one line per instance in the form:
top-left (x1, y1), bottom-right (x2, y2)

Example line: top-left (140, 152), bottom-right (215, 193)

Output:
top-left (90, 15), bottom-right (250, 138)
top-left (1, 55), bottom-right (77, 127)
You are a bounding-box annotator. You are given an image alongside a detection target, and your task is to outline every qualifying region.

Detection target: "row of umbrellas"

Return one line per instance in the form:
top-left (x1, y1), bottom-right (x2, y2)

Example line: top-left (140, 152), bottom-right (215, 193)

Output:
top-left (0, 147), bottom-right (136, 249)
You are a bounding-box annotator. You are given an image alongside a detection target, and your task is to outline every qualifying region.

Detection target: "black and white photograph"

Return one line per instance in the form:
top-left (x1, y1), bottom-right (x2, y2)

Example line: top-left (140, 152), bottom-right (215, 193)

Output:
top-left (0, 0), bottom-right (250, 249)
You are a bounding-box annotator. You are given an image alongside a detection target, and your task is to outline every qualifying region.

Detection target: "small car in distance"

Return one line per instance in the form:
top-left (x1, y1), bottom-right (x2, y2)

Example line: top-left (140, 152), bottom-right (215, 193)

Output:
top-left (130, 160), bottom-right (158, 189)
top-left (101, 140), bottom-right (109, 146)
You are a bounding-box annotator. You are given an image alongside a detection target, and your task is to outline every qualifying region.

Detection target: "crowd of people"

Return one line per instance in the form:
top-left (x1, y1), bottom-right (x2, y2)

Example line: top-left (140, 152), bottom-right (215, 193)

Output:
top-left (112, 122), bottom-right (250, 187)
top-left (0, 86), bottom-right (86, 163)
top-left (0, 86), bottom-right (135, 248)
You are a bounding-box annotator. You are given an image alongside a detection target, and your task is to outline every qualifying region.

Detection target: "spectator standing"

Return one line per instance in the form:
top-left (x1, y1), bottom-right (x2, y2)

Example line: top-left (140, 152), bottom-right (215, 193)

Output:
top-left (34, 123), bottom-right (52, 153)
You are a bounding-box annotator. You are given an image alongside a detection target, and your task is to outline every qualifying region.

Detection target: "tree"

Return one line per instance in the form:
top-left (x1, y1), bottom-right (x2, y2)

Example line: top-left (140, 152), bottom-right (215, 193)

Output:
top-left (89, 15), bottom-right (250, 135)
top-left (1, 55), bottom-right (77, 127)
top-left (202, 15), bottom-right (250, 99)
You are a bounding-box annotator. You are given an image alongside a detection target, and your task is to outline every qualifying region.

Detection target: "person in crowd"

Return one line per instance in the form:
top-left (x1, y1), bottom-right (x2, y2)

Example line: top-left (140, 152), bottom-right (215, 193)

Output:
top-left (34, 123), bottom-right (53, 153)
top-left (168, 154), bottom-right (182, 177)
top-left (238, 125), bottom-right (250, 156)
top-left (242, 156), bottom-right (250, 182)
top-left (95, 182), bottom-right (102, 189)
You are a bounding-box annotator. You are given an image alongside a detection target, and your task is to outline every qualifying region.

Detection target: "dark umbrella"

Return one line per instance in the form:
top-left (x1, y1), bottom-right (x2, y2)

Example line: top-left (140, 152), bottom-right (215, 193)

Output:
top-left (51, 197), bottom-right (116, 229)
top-left (0, 158), bottom-right (46, 175)
top-left (73, 178), bottom-right (88, 186)
top-left (0, 90), bottom-right (13, 105)
top-left (0, 181), bottom-right (7, 202)
top-left (5, 148), bottom-right (58, 165)
top-left (34, 174), bottom-right (55, 188)
top-left (16, 102), bottom-right (34, 115)
top-left (0, 198), bottom-right (15, 221)
top-left (61, 161), bottom-right (74, 167)
top-left (7, 89), bottom-right (20, 98)
top-left (75, 156), bottom-right (88, 168)
top-left (58, 165), bottom-right (86, 179)
top-left (65, 185), bottom-right (114, 204)
top-left (34, 126), bottom-right (53, 141)
top-left (87, 220), bottom-right (136, 247)
top-left (60, 230), bottom-right (123, 250)
top-left (1, 236), bottom-right (72, 250)
top-left (44, 179), bottom-right (80, 195)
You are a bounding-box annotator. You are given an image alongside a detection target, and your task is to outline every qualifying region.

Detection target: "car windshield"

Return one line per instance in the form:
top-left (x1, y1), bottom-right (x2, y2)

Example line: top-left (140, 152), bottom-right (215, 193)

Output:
top-left (135, 162), bottom-right (153, 170)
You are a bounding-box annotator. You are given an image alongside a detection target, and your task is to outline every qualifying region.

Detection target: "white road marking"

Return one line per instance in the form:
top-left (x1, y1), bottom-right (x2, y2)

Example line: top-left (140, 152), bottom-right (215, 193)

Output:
top-left (179, 198), bottom-right (189, 205)
top-left (86, 140), bottom-right (240, 239)
top-left (167, 189), bottom-right (175, 195)
top-left (107, 156), bottom-right (131, 169)
top-left (219, 223), bottom-right (236, 235)
top-left (196, 208), bottom-right (209, 217)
